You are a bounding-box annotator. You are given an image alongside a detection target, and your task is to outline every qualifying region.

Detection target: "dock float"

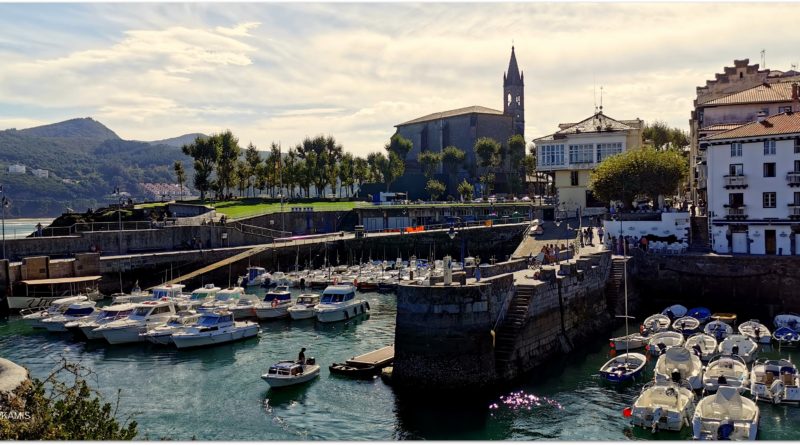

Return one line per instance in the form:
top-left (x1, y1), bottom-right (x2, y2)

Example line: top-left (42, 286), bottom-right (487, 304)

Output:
top-left (346, 345), bottom-right (394, 368)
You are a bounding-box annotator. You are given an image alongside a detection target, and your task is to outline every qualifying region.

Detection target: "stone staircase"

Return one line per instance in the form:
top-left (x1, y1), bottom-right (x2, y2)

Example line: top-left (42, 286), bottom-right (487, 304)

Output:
top-left (495, 285), bottom-right (535, 368)
top-left (690, 216), bottom-right (711, 252)
top-left (604, 257), bottom-right (626, 315)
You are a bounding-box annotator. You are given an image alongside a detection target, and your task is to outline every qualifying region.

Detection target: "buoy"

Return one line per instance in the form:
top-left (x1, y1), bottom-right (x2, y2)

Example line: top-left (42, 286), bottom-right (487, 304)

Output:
top-left (344, 310), bottom-right (350, 320)
top-left (622, 407), bottom-right (632, 417)
top-left (609, 341), bottom-right (615, 349)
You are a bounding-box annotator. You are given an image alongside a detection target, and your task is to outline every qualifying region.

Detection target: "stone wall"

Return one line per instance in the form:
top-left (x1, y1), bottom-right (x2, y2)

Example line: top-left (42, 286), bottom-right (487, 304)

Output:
top-left (0, 358), bottom-right (29, 409)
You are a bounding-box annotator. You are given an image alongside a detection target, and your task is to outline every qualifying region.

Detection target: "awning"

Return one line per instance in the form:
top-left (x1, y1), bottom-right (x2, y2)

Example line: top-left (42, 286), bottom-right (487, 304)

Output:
top-left (20, 275), bottom-right (102, 285)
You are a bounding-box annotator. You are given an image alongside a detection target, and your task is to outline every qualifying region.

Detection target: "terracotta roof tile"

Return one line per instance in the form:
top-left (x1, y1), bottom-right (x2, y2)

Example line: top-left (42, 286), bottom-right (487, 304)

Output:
top-left (397, 105), bottom-right (505, 127)
top-left (703, 112), bottom-right (800, 141)
top-left (703, 82), bottom-right (797, 106)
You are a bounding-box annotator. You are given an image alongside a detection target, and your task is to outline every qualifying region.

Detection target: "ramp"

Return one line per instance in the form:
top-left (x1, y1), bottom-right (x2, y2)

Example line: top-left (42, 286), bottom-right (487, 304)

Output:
top-left (152, 244), bottom-right (271, 288)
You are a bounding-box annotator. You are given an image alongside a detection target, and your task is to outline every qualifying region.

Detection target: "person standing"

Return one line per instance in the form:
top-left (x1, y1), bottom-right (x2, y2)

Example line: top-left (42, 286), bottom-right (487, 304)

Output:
top-left (598, 227), bottom-right (605, 244)
top-left (297, 347), bottom-right (306, 364)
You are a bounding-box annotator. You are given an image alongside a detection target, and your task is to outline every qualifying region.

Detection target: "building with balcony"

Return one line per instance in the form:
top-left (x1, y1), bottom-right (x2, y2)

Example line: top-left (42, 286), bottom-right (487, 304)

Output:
top-left (702, 111), bottom-right (800, 255)
top-left (532, 109), bottom-right (643, 213)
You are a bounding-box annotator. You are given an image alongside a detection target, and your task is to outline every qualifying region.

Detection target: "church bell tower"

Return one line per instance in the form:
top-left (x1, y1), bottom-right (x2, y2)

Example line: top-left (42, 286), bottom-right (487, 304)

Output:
top-left (503, 46), bottom-right (525, 137)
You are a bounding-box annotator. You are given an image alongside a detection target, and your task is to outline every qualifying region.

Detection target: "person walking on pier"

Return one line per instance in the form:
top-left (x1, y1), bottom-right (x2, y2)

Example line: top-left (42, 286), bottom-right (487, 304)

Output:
top-left (598, 227), bottom-right (604, 244)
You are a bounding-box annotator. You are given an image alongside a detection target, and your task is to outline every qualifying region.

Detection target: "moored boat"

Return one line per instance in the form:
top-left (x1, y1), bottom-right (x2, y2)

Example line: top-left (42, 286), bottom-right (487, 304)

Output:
top-left (66, 303), bottom-right (136, 340)
top-left (717, 334), bottom-right (758, 363)
top-left (641, 314), bottom-right (671, 336)
top-left (703, 354), bottom-right (750, 394)
top-left (599, 352), bottom-right (647, 383)
top-left (171, 311), bottom-right (259, 349)
top-left (773, 327), bottom-right (800, 347)
top-left (646, 331), bottom-right (684, 357)
top-left (21, 295), bottom-right (88, 329)
top-left (704, 320), bottom-right (733, 341)
top-left (710, 312), bottom-right (737, 325)
top-left (661, 304), bottom-right (687, 320)
top-left (315, 285), bottom-right (369, 323)
top-left (94, 300), bottom-right (177, 344)
top-left (8, 275), bottom-right (102, 311)
top-left (737, 320), bottom-right (771, 344)
top-left (750, 358), bottom-right (800, 405)
top-left (672, 316), bottom-right (700, 335)
top-left (40, 300), bottom-right (98, 332)
top-left (254, 285), bottom-right (292, 320)
top-left (609, 333), bottom-right (647, 351)
top-left (687, 306), bottom-right (712, 324)
top-left (140, 310), bottom-right (201, 345)
top-left (773, 313), bottom-right (800, 330)
top-left (692, 386), bottom-right (759, 440)
top-left (654, 346), bottom-right (703, 390)
top-left (684, 333), bottom-right (718, 362)
top-left (630, 380), bottom-right (696, 433)
top-left (287, 294), bottom-right (320, 320)
top-left (242, 266), bottom-right (270, 287)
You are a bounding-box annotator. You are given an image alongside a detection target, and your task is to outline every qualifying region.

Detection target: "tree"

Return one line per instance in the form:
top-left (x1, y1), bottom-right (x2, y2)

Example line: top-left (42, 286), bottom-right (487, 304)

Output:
top-left (173, 161), bottom-right (186, 200)
top-left (338, 152), bottom-right (355, 197)
top-left (385, 133), bottom-right (413, 160)
top-left (244, 143), bottom-right (261, 197)
top-left (214, 130), bottom-right (241, 197)
top-left (522, 153), bottom-right (537, 195)
top-left (254, 163), bottom-right (268, 196)
top-left (353, 156), bottom-right (370, 194)
top-left (441, 146), bottom-right (466, 176)
top-left (457, 179), bottom-right (474, 201)
top-left (425, 179), bottom-right (446, 201)
top-left (507, 134), bottom-right (526, 193)
top-left (589, 147), bottom-right (688, 209)
top-left (644, 120), bottom-right (690, 151)
top-left (375, 152), bottom-right (405, 191)
top-left (181, 135), bottom-right (219, 200)
top-left (474, 137), bottom-right (501, 169)
top-left (283, 149), bottom-right (298, 198)
top-left (235, 160), bottom-right (249, 197)
top-left (366, 152), bottom-right (383, 182)
top-left (417, 151), bottom-right (442, 179)
top-left (479, 173), bottom-right (496, 198)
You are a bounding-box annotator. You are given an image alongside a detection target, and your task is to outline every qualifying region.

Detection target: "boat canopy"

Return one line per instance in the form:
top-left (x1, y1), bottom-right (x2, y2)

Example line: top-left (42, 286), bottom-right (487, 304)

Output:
top-left (297, 296), bottom-right (319, 304)
top-left (263, 292), bottom-right (291, 302)
top-left (321, 292), bottom-right (354, 303)
top-left (20, 276), bottom-right (102, 286)
top-left (63, 304), bottom-right (94, 316)
top-left (198, 314), bottom-right (233, 325)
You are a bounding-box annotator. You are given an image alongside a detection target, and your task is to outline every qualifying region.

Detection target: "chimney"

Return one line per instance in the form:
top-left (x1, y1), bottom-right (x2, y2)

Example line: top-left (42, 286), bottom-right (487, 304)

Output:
top-left (757, 110), bottom-right (768, 122)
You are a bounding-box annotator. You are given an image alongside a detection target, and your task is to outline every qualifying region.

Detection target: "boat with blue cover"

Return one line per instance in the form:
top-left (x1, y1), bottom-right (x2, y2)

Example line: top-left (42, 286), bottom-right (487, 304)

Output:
top-left (687, 307), bottom-right (712, 324)
top-left (773, 327), bottom-right (800, 347)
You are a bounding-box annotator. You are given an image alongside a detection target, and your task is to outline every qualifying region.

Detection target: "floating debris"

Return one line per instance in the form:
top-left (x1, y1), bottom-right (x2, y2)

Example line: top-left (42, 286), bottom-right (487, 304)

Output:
top-left (490, 391), bottom-right (563, 411)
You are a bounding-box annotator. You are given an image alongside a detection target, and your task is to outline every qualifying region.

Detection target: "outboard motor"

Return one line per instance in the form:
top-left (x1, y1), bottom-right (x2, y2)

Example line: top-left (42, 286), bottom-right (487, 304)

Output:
top-left (732, 345), bottom-right (740, 356)
top-left (657, 342), bottom-right (667, 354)
top-left (718, 375), bottom-right (728, 385)
top-left (306, 357), bottom-right (315, 365)
top-left (717, 420), bottom-right (734, 440)
top-left (671, 368), bottom-right (681, 383)
top-left (692, 344), bottom-right (702, 357)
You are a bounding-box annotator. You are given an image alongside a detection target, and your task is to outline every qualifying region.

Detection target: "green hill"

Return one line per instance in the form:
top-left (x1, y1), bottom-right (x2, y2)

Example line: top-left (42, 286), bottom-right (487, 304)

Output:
top-left (0, 118), bottom-right (195, 217)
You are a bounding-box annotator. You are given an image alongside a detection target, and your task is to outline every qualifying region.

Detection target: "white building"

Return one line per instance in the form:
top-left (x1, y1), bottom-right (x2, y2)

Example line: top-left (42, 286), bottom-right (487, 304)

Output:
top-left (533, 110), bottom-right (643, 213)
top-left (7, 164), bottom-right (25, 174)
top-left (31, 168), bottom-right (49, 178)
top-left (703, 111), bottom-right (800, 255)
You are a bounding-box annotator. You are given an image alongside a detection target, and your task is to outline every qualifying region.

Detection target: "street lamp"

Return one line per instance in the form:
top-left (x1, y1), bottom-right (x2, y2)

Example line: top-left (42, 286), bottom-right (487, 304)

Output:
top-left (1, 184), bottom-right (8, 260)
top-left (113, 187), bottom-right (124, 254)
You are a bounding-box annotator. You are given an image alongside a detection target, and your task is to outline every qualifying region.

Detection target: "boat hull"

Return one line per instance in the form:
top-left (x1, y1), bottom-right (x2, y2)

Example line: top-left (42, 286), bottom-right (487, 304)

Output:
top-left (172, 325), bottom-right (259, 349)
top-left (99, 325), bottom-right (146, 345)
top-left (288, 308), bottom-right (316, 320)
top-left (329, 363), bottom-right (378, 379)
top-left (316, 301), bottom-right (368, 323)
top-left (262, 365), bottom-right (320, 387)
top-left (231, 307), bottom-right (256, 320)
top-left (255, 307), bottom-right (290, 320)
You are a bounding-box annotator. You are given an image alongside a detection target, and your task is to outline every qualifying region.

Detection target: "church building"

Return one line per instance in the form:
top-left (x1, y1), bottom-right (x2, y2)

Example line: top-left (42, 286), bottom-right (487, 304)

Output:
top-left (391, 47), bottom-right (526, 196)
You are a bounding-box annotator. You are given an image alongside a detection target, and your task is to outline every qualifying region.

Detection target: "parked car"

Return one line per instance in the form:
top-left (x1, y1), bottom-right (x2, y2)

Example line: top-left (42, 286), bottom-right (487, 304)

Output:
top-left (521, 196), bottom-right (531, 202)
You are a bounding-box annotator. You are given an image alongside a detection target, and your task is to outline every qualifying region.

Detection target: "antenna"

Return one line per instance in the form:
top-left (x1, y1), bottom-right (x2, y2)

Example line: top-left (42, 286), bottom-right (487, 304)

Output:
top-left (599, 86), bottom-right (604, 112)
top-left (761, 49), bottom-right (766, 68)
top-left (593, 75), bottom-right (597, 113)
top-left (792, 62), bottom-right (798, 71)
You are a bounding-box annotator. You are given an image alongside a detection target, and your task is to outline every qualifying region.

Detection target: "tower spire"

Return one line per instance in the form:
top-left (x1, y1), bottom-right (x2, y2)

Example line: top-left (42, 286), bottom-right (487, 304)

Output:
top-left (504, 45), bottom-right (523, 87)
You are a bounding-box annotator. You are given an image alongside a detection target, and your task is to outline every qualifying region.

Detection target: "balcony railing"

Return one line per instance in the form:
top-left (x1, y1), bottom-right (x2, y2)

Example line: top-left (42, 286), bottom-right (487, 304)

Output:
top-left (724, 175), bottom-right (748, 189)
top-left (725, 206), bottom-right (747, 219)
top-left (789, 204), bottom-right (800, 218)
top-left (787, 172), bottom-right (800, 186)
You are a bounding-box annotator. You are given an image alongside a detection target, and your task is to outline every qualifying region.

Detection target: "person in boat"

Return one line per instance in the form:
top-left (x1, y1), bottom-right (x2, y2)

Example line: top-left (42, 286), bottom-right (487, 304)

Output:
top-left (299, 277), bottom-right (306, 291)
top-left (671, 368), bottom-right (681, 383)
top-left (754, 327), bottom-right (761, 339)
top-left (731, 345), bottom-right (739, 356)
top-left (297, 347), bottom-right (306, 365)
top-left (657, 342), bottom-right (667, 354)
top-left (718, 375), bottom-right (728, 385)
top-left (692, 343), bottom-right (702, 357)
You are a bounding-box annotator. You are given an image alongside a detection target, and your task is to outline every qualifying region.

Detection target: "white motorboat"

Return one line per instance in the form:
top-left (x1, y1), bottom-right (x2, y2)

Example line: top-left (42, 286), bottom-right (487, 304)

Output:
top-left (140, 311), bottom-right (201, 346)
top-left (230, 294), bottom-right (260, 320)
top-left (654, 346), bottom-right (704, 390)
top-left (112, 284), bottom-right (186, 305)
top-left (773, 313), bottom-right (800, 330)
top-left (40, 300), bottom-right (98, 332)
top-left (703, 354), bottom-right (750, 394)
top-left (684, 333), bottom-right (718, 362)
top-left (661, 304), bottom-right (687, 320)
top-left (672, 316), bottom-right (700, 335)
top-left (750, 358), bottom-right (800, 405)
top-left (717, 335), bottom-right (758, 363)
top-left (704, 320), bottom-right (733, 341)
top-left (647, 331), bottom-right (685, 357)
top-left (242, 266), bottom-right (270, 287)
top-left (287, 294), bottom-right (321, 320)
top-left (66, 303), bottom-right (136, 340)
top-left (254, 286), bottom-right (293, 320)
top-left (641, 314), bottom-right (671, 336)
top-left (261, 360), bottom-right (321, 388)
top-left (8, 275), bottom-right (102, 310)
top-left (198, 287), bottom-right (243, 313)
top-left (21, 295), bottom-right (88, 329)
top-left (599, 352), bottom-right (647, 383)
top-left (315, 285), bottom-right (370, 323)
top-left (631, 380), bottom-right (696, 433)
top-left (737, 320), bottom-right (771, 344)
top-left (94, 300), bottom-right (177, 344)
top-left (692, 386), bottom-right (759, 440)
top-left (269, 271), bottom-right (292, 288)
top-left (609, 333), bottom-right (647, 351)
top-left (186, 284), bottom-right (221, 307)
top-left (171, 311), bottom-right (259, 349)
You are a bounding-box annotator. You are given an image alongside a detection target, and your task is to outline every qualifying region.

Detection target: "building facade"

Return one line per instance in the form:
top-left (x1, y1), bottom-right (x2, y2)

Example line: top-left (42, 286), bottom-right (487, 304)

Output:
top-left (703, 112), bottom-right (800, 255)
top-left (31, 168), bottom-right (49, 178)
top-left (7, 164), bottom-right (25, 174)
top-left (393, 47), bottom-right (525, 195)
top-left (533, 111), bottom-right (643, 213)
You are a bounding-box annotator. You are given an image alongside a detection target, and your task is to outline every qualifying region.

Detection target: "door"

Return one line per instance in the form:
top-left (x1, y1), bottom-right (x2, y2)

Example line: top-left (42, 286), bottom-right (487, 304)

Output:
top-left (732, 232), bottom-right (748, 253)
top-left (765, 230), bottom-right (777, 255)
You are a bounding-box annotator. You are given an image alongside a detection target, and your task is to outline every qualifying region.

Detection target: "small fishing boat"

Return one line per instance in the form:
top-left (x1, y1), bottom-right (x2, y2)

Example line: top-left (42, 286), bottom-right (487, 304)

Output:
top-left (185, 284), bottom-right (221, 307)
top-left (737, 320), bottom-right (771, 344)
top-left (717, 334), bottom-right (758, 363)
top-left (704, 320), bottom-right (733, 341)
top-left (242, 266), bottom-right (270, 287)
top-left (198, 287), bottom-right (243, 313)
top-left (609, 333), bottom-right (647, 351)
top-left (710, 312), bottom-right (737, 325)
top-left (692, 386), bottom-right (759, 440)
top-left (171, 311), bottom-right (259, 349)
top-left (355, 279), bottom-right (379, 292)
top-left (254, 285), bottom-right (292, 320)
top-left (380, 366), bottom-right (393, 384)
top-left (672, 316), bottom-right (700, 335)
top-left (630, 380), bottom-right (696, 433)
top-left (316, 285), bottom-right (370, 323)
top-left (599, 352), bottom-right (647, 383)
top-left (261, 359), bottom-right (320, 388)
top-left (703, 354), bottom-right (750, 394)
top-left (230, 294), bottom-right (260, 320)
top-left (687, 307), bottom-right (712, 324)
top-left (641, 314), bottom-right (671, 336)
top-left (750, 358), bottom-right (800, 405)
top-left (646, 331), bottom-right (685, 357)
top-left (140, 311), bottom-right (201, 346)
top-left (684, 333), bottom-right (718, 362)
top-left (773, 327), bottom-right (800, 347)
top-left (774, 313), bottom-right (800, 330)
top-left (654, 347), bottom-right (704, 390)
top-left (39, 300), bottom-right (98, 332)
top-left (661, 304), bottom-right (687, 320)
top-left (287, 294), bottom-right (320, 320)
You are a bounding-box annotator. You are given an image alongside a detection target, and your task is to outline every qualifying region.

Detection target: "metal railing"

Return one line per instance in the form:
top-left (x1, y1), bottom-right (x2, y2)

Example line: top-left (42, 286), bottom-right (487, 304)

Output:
top-left (361, 216), bottom-right (529, 235)
top-left (723, 175), bottom-right (748, 187)
top-left (725, 206), bottom-right (747, 217)
top-left (789, 205), bottom-right (800, 217)
top-left (231, 221), bottom-right (291, 239)
top-left (787, 172), bottom-right (800, 184)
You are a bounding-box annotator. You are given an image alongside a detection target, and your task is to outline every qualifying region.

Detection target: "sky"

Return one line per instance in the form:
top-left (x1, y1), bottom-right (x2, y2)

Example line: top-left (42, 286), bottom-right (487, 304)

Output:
top-left (2, 2), bottom-right (800, 157)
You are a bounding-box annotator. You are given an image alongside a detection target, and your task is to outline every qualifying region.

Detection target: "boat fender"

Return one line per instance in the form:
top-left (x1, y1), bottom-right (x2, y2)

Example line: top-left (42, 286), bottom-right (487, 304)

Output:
top-left (344, 311), bottom-right (349, 320)
top-left (364, 301), bottom-right (370, 311)
top-left (771, 380), bottom-right (785, 405)
top-left (639, 324), bottom-right (645, 334)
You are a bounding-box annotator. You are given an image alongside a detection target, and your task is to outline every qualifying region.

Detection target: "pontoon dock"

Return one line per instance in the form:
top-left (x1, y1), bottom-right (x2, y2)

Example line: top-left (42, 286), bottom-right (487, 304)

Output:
top-left (346, 345), bottom-right (394, 368)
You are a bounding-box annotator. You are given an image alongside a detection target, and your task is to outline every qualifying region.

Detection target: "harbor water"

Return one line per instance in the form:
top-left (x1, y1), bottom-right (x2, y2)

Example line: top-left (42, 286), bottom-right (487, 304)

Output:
top-left (1, 288), bottom-right (799, 440)
top-left (0, 218), bottom-right (53, 239)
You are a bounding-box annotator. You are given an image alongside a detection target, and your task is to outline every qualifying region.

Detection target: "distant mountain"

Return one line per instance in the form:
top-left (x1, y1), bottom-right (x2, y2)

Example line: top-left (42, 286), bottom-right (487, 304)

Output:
top-left (18, 117), bottom-right (120, 141)
top-left (148, 133), bottom-right (207, 148)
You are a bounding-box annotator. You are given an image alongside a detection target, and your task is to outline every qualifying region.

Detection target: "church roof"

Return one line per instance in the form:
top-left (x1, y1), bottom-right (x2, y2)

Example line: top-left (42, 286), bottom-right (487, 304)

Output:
top-left (534, 111), bottom-right (639, 142)
top-left (504, 46), bottom-right (523, 87)
top-left (396, 105), bottom-right (506, 127)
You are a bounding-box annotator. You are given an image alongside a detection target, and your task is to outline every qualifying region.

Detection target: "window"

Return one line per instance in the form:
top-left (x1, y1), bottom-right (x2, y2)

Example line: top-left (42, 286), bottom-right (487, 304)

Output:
top-left (570, 171), bottom-right (579, 186)
top-left (731, 143), bottom-right (742, 157)
top-left (729, 164), bottom-right (743, 176)
top-left (764, 140), bottom-right (776, 155)
top-left (764, 163), bottom-right (776, 177)
top-left (539, 144), bottom-right (565, 166)
top-left (795, 160), bottom-right (800, 173)
top-left (780, 106), bottom-right (793, 113)
top-left (794, 192), bottom-right (800, 205)
top-left (568, 144), bottom-right (594, 164)
top-left (795, 138), bottom-right (800, 154)
top-left (597, 142), bottom-right (623, 162)
top-left (729, 193), bottom-right (744, 207)
top-left (763, 192), bottom-right (777, 208)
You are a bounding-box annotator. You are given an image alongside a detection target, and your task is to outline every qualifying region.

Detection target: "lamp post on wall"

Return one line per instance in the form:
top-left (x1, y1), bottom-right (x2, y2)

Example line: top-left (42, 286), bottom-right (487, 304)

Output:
top-left (1, 184), bottom-right (8, 260)
top-left (113, 187), bottom-right (124, 254)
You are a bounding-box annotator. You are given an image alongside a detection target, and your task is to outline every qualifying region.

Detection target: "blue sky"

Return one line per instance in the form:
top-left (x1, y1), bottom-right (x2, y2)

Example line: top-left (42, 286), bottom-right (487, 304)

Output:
top-left (2, 3), bottom-right (800, 156)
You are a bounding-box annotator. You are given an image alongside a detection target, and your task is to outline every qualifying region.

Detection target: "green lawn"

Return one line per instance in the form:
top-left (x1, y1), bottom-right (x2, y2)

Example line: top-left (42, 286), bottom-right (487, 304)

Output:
top-left (209, 199), bottom-right (357, 219)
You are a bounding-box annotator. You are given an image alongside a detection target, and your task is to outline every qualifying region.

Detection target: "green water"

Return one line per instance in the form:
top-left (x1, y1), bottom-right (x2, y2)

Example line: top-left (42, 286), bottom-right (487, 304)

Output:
top-left (1, 290), bottom-right (799, 440)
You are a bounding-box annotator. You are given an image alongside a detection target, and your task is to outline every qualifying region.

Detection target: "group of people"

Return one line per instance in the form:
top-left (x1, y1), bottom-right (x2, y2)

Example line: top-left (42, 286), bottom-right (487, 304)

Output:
top-left (578, 226), bottom-right (604, 247)
top-left (539, 243), bottom-right (573, 265)
top-left (607, 235), bottom-right (650, 255)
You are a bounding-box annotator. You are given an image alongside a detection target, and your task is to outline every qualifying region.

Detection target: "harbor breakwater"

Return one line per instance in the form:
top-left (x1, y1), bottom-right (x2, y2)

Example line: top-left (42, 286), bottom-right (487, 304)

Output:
top-left (392, 250), bottom-right (616, 391)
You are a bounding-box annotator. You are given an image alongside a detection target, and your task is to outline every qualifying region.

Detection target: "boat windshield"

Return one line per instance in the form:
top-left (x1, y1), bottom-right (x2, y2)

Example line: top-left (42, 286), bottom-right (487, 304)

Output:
top-left (263, 292), bottom-right (289, 302)
top-left (298, 297), bottom-right (314, 304)
top-left (133, 307), bottom-right (151, 317)
top-left (101, 309), bottom-right (132, 319)
top-left (190, 291), bottom-right (212, 300)
top-left (198, 314), bottom-right (232, 326)
top-left (63, 306), bottom-right (93, 316)
top-left (153, 289), bottom-right (168, 299)
top-left (320, 292), bottom-right (354, 303)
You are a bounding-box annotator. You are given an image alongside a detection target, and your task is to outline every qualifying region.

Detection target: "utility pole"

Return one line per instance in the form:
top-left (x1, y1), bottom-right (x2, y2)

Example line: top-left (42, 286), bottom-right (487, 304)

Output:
top-left (1, 184), bottom-right (7, 260)
top-left (279, 142), bottom-right (285, 234)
